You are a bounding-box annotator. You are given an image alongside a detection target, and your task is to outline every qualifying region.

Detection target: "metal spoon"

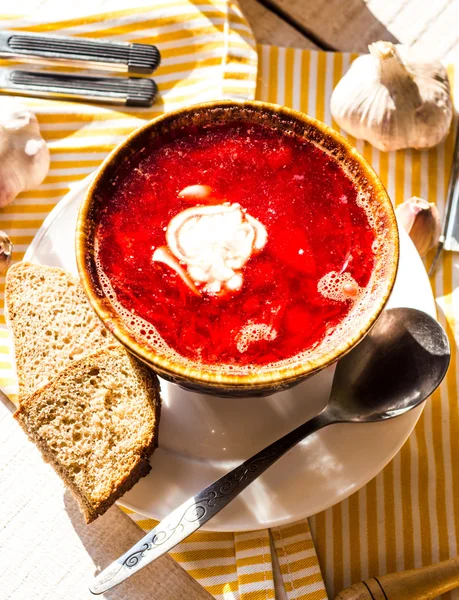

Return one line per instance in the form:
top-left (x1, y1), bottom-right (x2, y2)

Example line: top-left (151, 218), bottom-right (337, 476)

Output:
top-left (90, 307), bottom-right (450, 595)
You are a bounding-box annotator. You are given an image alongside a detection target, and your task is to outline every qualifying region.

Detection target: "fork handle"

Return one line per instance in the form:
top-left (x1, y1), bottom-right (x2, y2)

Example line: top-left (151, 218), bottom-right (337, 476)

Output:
top-left (0, 31), bottom-right (160, 74)
top-left (0, 69), bottom-right (157, 106)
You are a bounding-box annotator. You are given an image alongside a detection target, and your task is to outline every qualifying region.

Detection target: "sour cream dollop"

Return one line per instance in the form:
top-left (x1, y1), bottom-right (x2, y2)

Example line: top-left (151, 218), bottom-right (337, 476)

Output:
top-left (153, 203), bottom-right (267, 295)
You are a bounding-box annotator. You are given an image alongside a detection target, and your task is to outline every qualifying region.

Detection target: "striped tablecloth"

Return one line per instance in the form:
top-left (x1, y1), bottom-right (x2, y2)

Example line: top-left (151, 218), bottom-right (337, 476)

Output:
top-left (256, 46), bottom-right (459, 599)
top-left (1, 2), bottom-right (458, 600)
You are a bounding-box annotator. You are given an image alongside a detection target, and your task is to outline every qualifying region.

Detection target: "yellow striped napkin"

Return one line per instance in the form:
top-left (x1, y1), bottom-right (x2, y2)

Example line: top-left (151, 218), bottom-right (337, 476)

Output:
top-left (2, 3), bottom-right (459, 600)
top-left (256, 46), bottom-right (459, 599)
top-left (0, 3), bottom-right (326, 600)
top-left (121, 507), bottom-right (325, 599)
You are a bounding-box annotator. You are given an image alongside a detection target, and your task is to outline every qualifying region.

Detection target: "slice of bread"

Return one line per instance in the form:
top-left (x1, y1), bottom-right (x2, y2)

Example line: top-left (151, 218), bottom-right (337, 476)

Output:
top-left (6, 262), bottom-right (112, 400)
top-left (15, 345), bottom-right (161, 523)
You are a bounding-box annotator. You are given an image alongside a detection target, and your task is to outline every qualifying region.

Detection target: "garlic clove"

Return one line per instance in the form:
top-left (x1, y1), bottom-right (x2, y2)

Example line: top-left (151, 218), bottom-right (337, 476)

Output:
top-left (0, 98), bottom-right (49, 208)
top-left (0, 230), bottom-right (13, 274)
top-left (330, 41), bottom-right (453, 152)
top-left (395, 196), bottom-right (441, 257)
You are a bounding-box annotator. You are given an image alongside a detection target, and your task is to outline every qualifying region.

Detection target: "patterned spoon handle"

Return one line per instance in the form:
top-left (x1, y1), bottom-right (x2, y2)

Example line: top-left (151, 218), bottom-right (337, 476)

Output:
top-left (89, 412), bottom-right (329, 595)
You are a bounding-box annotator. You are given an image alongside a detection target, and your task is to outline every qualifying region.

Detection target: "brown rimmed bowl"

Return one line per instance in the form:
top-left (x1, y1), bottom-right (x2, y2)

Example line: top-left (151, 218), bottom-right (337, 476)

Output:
top-left (76, 100), bottom-right (399, 397)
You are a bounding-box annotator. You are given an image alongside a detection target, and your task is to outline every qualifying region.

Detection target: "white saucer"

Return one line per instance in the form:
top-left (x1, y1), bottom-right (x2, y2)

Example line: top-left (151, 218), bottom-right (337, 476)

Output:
top-left (25, 175), bottom-right (436, 532)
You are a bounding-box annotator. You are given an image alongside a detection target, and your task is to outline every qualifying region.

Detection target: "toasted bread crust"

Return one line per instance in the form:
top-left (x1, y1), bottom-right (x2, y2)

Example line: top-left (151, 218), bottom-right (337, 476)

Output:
top-left (6, 262), bottom-right (111, 400)
top-left (15, 345), bottom-right (161, 523)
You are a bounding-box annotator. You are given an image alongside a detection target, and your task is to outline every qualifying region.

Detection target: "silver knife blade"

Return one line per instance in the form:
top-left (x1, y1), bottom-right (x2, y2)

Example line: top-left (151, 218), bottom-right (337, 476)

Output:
top-left (443, 152), bottom-right (459, 252)
top-left (429, 117), bottom-right (459, 274)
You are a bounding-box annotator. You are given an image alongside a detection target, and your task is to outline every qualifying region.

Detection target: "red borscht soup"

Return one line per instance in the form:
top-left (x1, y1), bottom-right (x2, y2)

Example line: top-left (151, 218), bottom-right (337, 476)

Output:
top-left (95, 122), bottom-right (377, 373)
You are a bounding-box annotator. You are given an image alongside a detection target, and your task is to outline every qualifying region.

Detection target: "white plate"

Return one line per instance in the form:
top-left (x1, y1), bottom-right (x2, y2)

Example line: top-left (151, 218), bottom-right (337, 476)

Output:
top-left (25, 175), bottom-right (436, 532)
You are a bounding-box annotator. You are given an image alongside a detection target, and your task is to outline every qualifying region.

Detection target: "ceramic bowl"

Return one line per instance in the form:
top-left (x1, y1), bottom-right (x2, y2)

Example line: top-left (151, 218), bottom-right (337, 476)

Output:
top-left (76, 100), bottom-right (399, 397)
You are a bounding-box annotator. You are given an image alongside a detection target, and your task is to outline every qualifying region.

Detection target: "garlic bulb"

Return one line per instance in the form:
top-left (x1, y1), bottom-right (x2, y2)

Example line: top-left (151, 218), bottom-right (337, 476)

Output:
top-left (396, 196), bottom-right (441, 257)
top-left (331, 41), bottom-right (453, 151)
top-left (0, 230), bottom-right (12, 273)
top-left (0, 99), bottom-right (50, 207)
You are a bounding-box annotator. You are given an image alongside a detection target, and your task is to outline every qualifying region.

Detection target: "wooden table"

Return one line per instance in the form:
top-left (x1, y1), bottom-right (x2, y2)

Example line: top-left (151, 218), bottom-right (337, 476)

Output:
top-left (240, 0), bottom-right (459, 59)
top-left (2, 3), bottom-right (457, 600)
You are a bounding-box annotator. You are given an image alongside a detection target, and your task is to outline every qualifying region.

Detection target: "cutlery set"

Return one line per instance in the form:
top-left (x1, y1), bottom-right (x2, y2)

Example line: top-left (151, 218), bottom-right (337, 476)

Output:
top-left (0, 30), bottom-right (160, 106)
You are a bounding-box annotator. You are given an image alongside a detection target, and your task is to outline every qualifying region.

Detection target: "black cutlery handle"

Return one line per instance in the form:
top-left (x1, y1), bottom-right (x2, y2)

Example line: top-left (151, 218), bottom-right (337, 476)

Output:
top-left (1, 32), bottom-right (160, 75)
top-left (3, 69), bottom-right (157, 107)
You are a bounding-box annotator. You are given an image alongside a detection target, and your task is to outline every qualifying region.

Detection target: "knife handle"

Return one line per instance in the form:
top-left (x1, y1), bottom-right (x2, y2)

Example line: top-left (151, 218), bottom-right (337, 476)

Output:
top-left (0, 69), bottom-right (157, 107)
top-left (0, 31), bottom-right (161, 75)
top-left (334, 556), bottom-right (459, 600)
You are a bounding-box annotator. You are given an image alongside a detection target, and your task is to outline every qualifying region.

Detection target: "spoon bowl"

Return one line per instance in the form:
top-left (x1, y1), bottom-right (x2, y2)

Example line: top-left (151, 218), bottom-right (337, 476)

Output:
top-left (90, 307), bottom-right (450, 595)
top-left (329, 307), bottom-right (451, 423)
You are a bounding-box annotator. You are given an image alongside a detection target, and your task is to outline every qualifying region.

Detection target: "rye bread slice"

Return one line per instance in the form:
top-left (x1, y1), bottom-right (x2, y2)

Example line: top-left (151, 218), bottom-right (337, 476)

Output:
top-left (15, 345), bottom-right (161, 523)
top-left (5, 262), bottom-right (111, 400)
